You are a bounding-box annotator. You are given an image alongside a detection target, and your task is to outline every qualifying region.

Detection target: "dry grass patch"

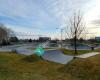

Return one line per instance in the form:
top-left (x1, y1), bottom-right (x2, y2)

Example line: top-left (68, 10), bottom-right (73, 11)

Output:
top-left (59, 54), bottom-right (100, 80)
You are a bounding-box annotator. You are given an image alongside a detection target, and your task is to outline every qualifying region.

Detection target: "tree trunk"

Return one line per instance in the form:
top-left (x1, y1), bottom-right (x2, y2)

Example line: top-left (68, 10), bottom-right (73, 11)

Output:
top-left (74, 35), bottom-right (77, 54)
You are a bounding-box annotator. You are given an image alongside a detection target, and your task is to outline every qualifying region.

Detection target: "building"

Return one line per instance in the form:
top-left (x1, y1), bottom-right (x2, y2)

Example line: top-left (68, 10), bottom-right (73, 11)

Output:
top-left (39, 37), bottom-right (51, 42)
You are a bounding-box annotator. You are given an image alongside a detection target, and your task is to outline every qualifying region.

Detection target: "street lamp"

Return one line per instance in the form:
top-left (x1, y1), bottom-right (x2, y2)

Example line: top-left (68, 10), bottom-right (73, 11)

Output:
top-left (56, 28), bottom-right (64, 48)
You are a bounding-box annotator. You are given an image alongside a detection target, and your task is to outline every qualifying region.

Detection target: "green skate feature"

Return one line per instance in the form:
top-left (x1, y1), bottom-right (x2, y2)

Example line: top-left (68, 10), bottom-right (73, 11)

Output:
top-left (34, 45), bottom-right (45, 56)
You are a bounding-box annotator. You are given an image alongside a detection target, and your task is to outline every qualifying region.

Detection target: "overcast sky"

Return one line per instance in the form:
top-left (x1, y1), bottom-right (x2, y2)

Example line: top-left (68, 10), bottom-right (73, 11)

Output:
top-left (0, 0), bottom-right (100, 39)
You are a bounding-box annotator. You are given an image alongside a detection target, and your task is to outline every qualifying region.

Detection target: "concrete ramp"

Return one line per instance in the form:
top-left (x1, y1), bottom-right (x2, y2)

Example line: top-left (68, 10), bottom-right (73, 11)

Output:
top-left (42, 50), bottom-right (73, 64)
top-left (16, 46), bottom-right (34, 55)
top-left (16, 49), bottom-right (33, 55)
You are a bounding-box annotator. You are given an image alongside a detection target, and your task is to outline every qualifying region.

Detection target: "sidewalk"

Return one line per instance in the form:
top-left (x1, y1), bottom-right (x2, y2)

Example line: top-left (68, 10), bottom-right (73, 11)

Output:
top-left (75, 52), bottom-right (100, 58)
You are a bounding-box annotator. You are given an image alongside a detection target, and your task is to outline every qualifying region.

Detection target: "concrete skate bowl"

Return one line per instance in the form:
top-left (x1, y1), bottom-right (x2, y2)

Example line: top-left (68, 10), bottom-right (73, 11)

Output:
top-left (16, 45), bottom-right (35, 55)
top-left (0, 45), bottom-right (21, 52)
top-left (66, 44), bottom-right (91, 50)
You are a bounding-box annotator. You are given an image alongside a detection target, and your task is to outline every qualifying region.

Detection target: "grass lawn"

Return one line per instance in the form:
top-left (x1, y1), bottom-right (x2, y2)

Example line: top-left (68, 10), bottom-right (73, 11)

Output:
top-left (0, 51), bottom-right (100, 80)
top-left (94, 48), bottom-right (100, 52)
top-left (59, 48), bottom-right (100, 55)
top-left (0, 52), bottom-right (65, 80)
top-left (60, 54), bottom-right (100, 80)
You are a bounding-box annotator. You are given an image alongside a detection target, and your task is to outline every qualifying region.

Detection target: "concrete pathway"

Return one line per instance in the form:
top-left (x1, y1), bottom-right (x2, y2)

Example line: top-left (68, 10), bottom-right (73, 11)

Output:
top-left (42, 50), bottom-right (73, 64)
top-left (75, 52), bottom-right (100, 58)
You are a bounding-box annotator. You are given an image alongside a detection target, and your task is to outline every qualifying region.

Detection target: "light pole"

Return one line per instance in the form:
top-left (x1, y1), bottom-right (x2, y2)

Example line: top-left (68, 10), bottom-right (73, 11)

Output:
top-left (56, 28), bottom-right (64, 48)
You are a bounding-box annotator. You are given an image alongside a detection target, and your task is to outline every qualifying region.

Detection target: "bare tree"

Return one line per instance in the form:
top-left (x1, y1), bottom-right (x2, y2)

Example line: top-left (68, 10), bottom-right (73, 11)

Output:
top-left (0, 24), bottom-right (14, 45)
top-left (65, 11), bottom-right (86, 54)
top-left (0, 24), bottom-right (8, 40)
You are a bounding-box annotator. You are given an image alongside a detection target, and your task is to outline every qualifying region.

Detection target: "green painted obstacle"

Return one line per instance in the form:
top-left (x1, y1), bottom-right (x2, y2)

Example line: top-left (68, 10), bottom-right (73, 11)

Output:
top-left (34, 45), bottom-right (45, 56)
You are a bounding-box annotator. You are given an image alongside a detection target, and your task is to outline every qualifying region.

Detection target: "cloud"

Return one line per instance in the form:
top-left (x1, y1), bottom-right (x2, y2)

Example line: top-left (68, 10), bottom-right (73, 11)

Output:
top-left (0, 0), bottom-right (58, 29)
top-left (0, 0), bottom-right (100, 39)
top-left (92, 16), bottom-right (100, 26)
top-left (0, 0), bottom-right (90, 28)
top-left (36, 0), bottom-right (90, 27)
